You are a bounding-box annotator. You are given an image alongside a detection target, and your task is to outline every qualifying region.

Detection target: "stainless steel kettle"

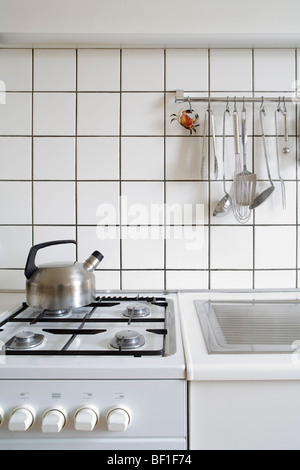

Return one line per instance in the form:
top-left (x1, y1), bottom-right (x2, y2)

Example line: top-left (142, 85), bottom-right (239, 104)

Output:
top-left (24, 240), bottom-right (104, 312)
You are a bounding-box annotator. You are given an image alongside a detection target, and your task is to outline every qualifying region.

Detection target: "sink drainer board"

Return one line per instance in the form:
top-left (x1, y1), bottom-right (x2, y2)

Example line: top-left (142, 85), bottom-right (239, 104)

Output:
top-left (195, 300), bottom-right (300, 354)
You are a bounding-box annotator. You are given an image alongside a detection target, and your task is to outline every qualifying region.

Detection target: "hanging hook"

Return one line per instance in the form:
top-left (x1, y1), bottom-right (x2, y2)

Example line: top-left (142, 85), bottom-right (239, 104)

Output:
top-left (187, 96), bottom-right (192, 112)
top-left (277, 96), bottom-right (281, 112)
top-left (233, 96), bottom-right (237, 113)
top-left (260, 96), bottom-right (265, 114)
top-left (207, 96), bottom-right (211, 112)
top-left (226, 96), bottom-right (230, 114)
top-left (242, 96), bottom-right (246, 113)
top-left (283, 96), bottom-right (287, 114)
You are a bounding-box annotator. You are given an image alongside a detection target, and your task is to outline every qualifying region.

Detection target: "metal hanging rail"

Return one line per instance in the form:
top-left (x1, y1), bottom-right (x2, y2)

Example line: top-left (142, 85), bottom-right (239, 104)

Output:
top-left (174, 90), bottom-right (300, 104)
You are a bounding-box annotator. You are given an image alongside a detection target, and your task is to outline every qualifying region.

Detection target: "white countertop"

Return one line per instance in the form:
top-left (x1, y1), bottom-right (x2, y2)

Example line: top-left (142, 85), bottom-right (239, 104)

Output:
top-left (178, 290), bottom-right (300, 382)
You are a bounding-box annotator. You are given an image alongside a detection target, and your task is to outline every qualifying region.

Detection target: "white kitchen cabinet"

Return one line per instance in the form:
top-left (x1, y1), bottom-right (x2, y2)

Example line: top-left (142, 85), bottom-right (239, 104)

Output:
top-left (1, 0), bottom-right (300, 46)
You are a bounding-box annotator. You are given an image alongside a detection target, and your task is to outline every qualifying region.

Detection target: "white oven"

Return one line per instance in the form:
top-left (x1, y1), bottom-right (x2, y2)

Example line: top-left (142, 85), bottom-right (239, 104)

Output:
top-left (179, 289), bottom-right (300, 451)
top-left (0, 292), bottom-right (187, 450)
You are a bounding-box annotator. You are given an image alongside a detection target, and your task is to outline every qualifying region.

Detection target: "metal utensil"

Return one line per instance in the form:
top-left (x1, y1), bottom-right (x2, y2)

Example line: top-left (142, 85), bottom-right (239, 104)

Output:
top-left (232, 105), bottom-right (251, 223)
top-left (282, 98), bottom-right (290, 155)
top-left (250, 103), bottom-right (275, 210)
top-left (234, 101), bottom-right (256, 206)
top-left (213, 102), bottom-right (232, 217)
top-left (210, 109), bottom-right (219, 179)
top-left (200, 110), bottom-right (208, 179)
top-left (275, 106), bottom-right (286, 210)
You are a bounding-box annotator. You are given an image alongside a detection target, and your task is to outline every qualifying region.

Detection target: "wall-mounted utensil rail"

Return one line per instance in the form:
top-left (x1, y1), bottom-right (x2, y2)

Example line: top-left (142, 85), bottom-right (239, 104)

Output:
top-left (175, 90), bottom-right (300, 104)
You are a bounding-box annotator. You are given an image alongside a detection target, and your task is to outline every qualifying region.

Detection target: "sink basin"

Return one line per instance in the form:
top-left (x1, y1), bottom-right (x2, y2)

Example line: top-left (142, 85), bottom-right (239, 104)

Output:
top-left (194, 299), bottom-right (300, 354)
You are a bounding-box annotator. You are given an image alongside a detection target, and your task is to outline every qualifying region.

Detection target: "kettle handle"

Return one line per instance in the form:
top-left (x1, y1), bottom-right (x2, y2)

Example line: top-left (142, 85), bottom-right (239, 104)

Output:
top-left (24, 240), bottom-right (76, 279)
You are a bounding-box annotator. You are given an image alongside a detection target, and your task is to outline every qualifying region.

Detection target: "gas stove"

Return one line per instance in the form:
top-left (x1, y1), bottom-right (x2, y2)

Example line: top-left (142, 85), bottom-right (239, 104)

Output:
top-left (0, 292), bottom-right (186, 450)
top-left (0, 295), bottom-right (175, 358)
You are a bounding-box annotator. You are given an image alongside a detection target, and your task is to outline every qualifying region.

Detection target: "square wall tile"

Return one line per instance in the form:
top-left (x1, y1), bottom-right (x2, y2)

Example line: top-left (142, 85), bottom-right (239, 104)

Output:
top-left (255, 270), bottom-right (296, 289)
top-left (77, 93), bottom-right (120, 135)
top-left (166, 92), bottom-right (208, 136)
top-left (121, 137), bottom-right (164, 180)
top-left (256, 226), bottom-right (296, 269)
top-left (166, 270), bottom-right (209, 290)
top-left (34, 182), bottom-right (75, 225)
top-left (0, 49), bottom-right (32, 91)
top-left (77, 137), bottom-right (119, 180)
top-left (78, 49), bottom-right (120, 91)
top-left (121, 93), bottom-right (164, 135)
top-left (210, 49), bottom-right (252, 92)
top-left (0, 182), bottom-right (31, 224)
top-left (253, 136), bottom-right (296, 181)
top-left (254, 49), bottom-right (295, 91)
top-left (254, 181), bottom-right (296, 225)
top-left (34, 49), bottom-right (76, 91)
top-left (121, 182), bottom-right (164, 225)
top-left (0, 226), bottom-right (32, 268)
top-left (122, 270), bottom-right (164, 290)
top-left (210, 181), bottom-right (253, 225)
top-left (33, 226), bottom-right (76, 264)
top-left (166, 137), bottom-right (203, 180)
top-left (78, 226), bottom-right (120, 270)
top-left (0, 93), bottom-right (31, 135)
top-left (253, 96), bottom-right (296, 137)
top-left (0, 270), bottom-right (26, 290)
top-left (33, 93), bottom-right (75, 135)
top-left (121, 226), bottom-right (164, 269)
top-left (166, 182), bottom-right (208, 224)
top-left (34, 137), bottom-right (75, 180)
top-left (122, 49), bottom-right (164, 91)
top-left (210, 270), bottom-right (253, 289)
top-left (166, 226), bottom-right (208, 269)
top-left (210, 226), bottom-right (253, 269)
top-left (77, 182), bottom-right (120, 225)
top-left (166, 49), bottom-right (208, 91)
top-left (95, 270), bottom-right (120, 290)
top-left (0, 137), bottom-right (31, 179)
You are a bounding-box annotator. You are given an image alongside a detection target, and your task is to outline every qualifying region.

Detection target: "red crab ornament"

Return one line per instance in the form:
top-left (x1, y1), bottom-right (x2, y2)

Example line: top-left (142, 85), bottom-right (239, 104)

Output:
top-left (170, 108), bottom-right (200, 135)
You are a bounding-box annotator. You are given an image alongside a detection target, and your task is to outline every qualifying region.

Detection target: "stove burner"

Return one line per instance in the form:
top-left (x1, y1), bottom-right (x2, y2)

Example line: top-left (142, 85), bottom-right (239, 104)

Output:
top-left (8, 331), bottom-right (45, 350)
top-left (110, 330), bottom-right (146, 350)
top-left (43, 309), bottom-right (71, 318)
top-left (124, 303), bottom-right (151, 318)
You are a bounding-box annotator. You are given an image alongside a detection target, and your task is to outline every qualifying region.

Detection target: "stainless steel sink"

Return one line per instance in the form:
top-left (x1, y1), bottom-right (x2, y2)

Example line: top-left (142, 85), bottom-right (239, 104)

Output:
top-left (195, 299), bottom-right (300, 354)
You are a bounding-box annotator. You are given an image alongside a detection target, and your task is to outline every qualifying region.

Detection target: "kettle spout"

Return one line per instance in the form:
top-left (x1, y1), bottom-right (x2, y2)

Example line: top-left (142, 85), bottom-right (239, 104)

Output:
top-left (83, 251), bottom-right (104, 272)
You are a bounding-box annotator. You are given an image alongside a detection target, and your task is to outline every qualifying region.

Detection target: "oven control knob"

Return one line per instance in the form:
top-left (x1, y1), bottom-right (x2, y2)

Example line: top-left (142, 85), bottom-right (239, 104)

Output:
top-left (8, 406), bottom-right (35, 432)
top-left (107, 407), bottom-right (131, 432)
top-left (42, 408), bottom-right (66, 433)
top-left (74, 406), bottom-right (99, 432)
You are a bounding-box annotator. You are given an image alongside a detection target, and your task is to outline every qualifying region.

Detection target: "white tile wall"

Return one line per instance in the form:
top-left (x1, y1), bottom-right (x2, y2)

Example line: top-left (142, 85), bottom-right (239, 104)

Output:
top-left (0, 47), bottom-right (299, 291)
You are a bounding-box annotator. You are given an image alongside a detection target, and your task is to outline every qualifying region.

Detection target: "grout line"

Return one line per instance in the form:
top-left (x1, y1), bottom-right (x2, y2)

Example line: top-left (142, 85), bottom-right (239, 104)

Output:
top-left (75, 48), bottom-right (79, 260)
top-left (207, 48), bottom-right (211, 289)
top-left (31, 49), bottom-right (34, 244)
top-left (163, 48), bottom-right (167, 291)
top-left (295, 48), bottom-right (298, 289)
top-left (252, 47), bottom-right (255, 289)
top-left (119, 49), bottom-right (123, 290)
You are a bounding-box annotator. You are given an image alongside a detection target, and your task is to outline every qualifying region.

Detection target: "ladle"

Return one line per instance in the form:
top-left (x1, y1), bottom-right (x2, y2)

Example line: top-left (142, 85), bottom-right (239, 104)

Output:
top-left (213, 101), bottom-right (232, 217)
top-left (250, 101), bottom-right (275, 210)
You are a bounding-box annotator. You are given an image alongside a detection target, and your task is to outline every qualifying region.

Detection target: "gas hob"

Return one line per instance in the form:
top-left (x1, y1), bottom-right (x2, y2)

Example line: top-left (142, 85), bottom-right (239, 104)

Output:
top-left (0, 292), bottom-right (185, 380)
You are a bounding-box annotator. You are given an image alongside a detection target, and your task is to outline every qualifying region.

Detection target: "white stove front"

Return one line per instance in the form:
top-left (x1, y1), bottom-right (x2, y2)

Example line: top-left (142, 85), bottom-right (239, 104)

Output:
top-left (0, 292), bottom-right (187, 450)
